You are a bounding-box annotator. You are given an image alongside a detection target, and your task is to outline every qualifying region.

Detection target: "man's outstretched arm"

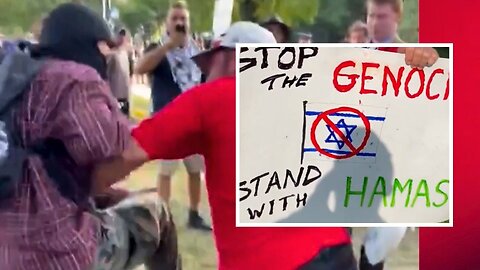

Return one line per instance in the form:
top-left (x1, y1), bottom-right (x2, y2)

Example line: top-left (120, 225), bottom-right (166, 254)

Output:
top-left (91, 88), bottom-right (205, 194)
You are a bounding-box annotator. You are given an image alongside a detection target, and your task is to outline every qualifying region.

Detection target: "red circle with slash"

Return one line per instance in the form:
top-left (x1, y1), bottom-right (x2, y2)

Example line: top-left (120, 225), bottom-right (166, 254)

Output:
top-left (310, 106), bottom-right (371, 159)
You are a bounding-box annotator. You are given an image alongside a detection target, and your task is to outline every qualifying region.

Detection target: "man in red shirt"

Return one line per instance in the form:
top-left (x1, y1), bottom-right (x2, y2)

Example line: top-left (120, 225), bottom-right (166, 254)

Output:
top-left (92, 22), bottom-right (439, 270)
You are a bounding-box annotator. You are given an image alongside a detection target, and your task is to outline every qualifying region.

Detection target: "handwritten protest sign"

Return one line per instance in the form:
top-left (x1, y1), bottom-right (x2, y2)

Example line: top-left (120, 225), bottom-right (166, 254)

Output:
top-left (237, 45), bottom-right (452, 225)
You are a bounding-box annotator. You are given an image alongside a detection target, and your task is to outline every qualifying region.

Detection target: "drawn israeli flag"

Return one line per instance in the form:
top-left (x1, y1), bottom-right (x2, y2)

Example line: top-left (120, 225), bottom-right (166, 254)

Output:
top-left (301, 102), bottom-right (388, 164)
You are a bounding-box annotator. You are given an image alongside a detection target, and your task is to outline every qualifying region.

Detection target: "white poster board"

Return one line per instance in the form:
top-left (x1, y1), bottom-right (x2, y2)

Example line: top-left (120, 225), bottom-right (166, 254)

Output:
top-left (237, 45), bottom-right (452, 226)
top-left (212, 0), bottom-right (234, 38)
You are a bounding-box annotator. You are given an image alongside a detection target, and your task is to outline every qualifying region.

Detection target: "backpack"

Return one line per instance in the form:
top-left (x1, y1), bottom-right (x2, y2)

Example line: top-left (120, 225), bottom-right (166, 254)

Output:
top-left (0, 53), bottom-right (85, 204)
top-left (0, 53), bottom-right (44, 199)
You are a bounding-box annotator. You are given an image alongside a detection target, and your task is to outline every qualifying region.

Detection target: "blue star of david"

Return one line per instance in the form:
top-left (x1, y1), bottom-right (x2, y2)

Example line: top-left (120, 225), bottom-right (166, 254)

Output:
top-left (324, 119), bottom-right (357, 149)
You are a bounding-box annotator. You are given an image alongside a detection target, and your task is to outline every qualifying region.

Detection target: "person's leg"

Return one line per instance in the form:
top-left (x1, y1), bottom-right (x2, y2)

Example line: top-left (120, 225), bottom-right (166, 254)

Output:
top-left (184, 155), bottom-right (203, 211)
top-left (359, 245), bottom-right (384, 270)
top-left (299, 243), bottom-right (358, 270)
top-left (183, 155), bottom-right (211, 231)
top-left (158, 160), bottom-right (179, 204)
top-left (359, 227), bottom-right (408, 270)
top-left (187, 171), bottom-right (201, 212)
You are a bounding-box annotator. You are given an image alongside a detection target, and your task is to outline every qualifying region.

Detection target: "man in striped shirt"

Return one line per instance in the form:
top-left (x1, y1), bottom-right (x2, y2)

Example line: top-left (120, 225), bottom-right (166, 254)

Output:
top-left (0, 3), bottom-right (179, 270)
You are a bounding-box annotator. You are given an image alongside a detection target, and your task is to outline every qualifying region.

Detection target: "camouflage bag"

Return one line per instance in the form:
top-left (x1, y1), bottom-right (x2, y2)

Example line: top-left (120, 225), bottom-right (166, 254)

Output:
top-left (92, 190), bottom-right (181, 270)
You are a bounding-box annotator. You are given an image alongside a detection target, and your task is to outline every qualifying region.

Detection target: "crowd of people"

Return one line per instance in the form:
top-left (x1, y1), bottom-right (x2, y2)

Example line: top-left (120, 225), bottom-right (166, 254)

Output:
top-left (0, 0), bottom-right (438, 269)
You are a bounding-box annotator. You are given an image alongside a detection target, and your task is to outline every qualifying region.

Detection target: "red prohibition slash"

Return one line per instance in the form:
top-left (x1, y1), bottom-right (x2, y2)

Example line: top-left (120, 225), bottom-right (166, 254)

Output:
top-left (310, 106), bottom-right (371, 159)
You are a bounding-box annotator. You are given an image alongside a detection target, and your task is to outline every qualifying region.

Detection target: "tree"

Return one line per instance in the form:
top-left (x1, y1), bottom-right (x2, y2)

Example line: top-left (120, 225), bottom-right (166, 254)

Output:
top-left (294, 0), bottom-right (418, 43)
top-left (233, 0), bottom-right (319, 27)
top-left (398, 0), bottom-right (418, 42)
top-left (294, 0), bottom-right (366, 42)
top-left (0, 0), bottom-right (104, 36)
top-left (0, 0), bottom-right (52, 35)
top-left (114, 0), bottom-right (320, 40)
top-left (115, 0), bottom-right (214, 38)
top-left (114, 0), bottom-right (162, 32)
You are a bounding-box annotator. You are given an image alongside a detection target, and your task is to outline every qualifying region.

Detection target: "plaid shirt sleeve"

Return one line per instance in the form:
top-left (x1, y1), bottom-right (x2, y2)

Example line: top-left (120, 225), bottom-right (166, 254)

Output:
top-left (50, 78), bottom-right (132, 166)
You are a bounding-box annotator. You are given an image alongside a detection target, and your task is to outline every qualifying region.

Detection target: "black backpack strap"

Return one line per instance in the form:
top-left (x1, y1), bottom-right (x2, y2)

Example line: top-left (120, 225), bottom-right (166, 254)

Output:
top-left (0, 53), bottom-right (44, 114)
top-left (0, 54), bottom-right (91, 212)
top-left (0, 53), bottom-right (44, 200)
top-left (0, 114), bottom-right (28, 199)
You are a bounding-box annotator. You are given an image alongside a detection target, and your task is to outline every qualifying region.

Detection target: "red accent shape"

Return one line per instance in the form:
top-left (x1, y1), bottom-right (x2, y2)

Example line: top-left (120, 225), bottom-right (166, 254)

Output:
top-left (420, 0), bottom-right (478, 269)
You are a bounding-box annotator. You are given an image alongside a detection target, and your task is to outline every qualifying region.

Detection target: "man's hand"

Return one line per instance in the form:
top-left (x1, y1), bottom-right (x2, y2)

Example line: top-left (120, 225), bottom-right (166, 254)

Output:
top-left (166, 27), bottom-right (187, 49)
top-left (94, 187), bottom-right (130, 209)
top-left (399, 47), bottom-right (439, 70)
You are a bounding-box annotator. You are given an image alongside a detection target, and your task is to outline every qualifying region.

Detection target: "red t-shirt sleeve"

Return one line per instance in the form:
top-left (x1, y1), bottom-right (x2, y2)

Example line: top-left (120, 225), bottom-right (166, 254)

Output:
top-left (131, 87), bottom-right (204, 160)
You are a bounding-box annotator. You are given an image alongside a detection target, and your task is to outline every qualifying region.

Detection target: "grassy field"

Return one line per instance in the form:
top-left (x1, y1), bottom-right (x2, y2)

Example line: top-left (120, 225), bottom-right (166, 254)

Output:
top-left (117, 162), bottom-right (418, 270)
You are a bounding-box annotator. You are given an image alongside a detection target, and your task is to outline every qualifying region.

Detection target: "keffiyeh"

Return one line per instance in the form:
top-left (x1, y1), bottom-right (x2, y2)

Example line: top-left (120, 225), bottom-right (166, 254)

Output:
top-left (161, 34), bottom-right (202, 92)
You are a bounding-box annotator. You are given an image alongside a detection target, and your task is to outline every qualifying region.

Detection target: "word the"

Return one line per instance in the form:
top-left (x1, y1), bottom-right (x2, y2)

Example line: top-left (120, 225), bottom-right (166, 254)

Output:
top-left (344, 176), bottom-right (449, 208)
top-left (261, 73), bottom-right (312, 91)
top-left (333, 61), bottom-right (449, 100)
top-left (239, 165), bottom-right (322, 201)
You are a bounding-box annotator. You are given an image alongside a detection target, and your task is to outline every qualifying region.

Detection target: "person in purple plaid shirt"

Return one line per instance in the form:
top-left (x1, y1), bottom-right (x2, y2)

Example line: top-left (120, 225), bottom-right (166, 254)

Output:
top-left (0, 3), bottom-right (179, 270)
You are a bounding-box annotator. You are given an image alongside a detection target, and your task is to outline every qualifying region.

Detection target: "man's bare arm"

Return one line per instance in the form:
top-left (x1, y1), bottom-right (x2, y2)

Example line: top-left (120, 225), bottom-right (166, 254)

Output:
top-left (134, 43), bottom-right (174, 74)
top-left (134, 29), bottom-right (187, 74)
top-left (90, 82), bottom-right (206, 195)
top-left (91, 139), bottom-right (149, 195)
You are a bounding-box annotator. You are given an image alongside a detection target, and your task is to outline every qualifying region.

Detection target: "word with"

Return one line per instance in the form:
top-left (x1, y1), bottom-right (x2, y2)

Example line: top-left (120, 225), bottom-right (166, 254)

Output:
top-left (240, 165), bottom-right (322, 220)
top-left (246, 193), bottom-right (308, 220)
top-left (343, 176), bottom-right (449, 208)
top-left (333, 61), bottom-right (449, 101)
top-left (240, 47), bottom-right (319, 91)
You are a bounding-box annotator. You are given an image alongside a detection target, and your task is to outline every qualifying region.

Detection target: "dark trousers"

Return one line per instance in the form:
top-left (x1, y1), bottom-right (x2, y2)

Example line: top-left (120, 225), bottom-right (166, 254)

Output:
top-left (299, 244), bottom-right (358, 270)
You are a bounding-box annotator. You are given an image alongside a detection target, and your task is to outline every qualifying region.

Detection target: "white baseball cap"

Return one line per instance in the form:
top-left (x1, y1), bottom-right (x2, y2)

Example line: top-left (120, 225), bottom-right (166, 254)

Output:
top-left (192, 21), bottom-right (277, 73)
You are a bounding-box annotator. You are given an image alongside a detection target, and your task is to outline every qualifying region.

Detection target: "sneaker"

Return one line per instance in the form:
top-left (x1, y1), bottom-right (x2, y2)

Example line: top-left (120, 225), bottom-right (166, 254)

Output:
top-left (359, 245), bottom-right (384, 270)
top-left (188, 210), bottom-right (212, 231)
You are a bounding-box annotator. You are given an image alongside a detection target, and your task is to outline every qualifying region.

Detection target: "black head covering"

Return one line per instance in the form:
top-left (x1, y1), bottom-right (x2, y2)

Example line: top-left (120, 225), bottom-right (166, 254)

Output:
top-left (260, 15), bottom-right (291, 43)
top-left (32, 3), bottom-right (117, 79)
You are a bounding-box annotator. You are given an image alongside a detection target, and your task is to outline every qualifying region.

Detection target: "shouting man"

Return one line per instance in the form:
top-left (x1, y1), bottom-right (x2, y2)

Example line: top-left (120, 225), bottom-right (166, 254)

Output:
top-left (134, 1), bottom-right (210, 231)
